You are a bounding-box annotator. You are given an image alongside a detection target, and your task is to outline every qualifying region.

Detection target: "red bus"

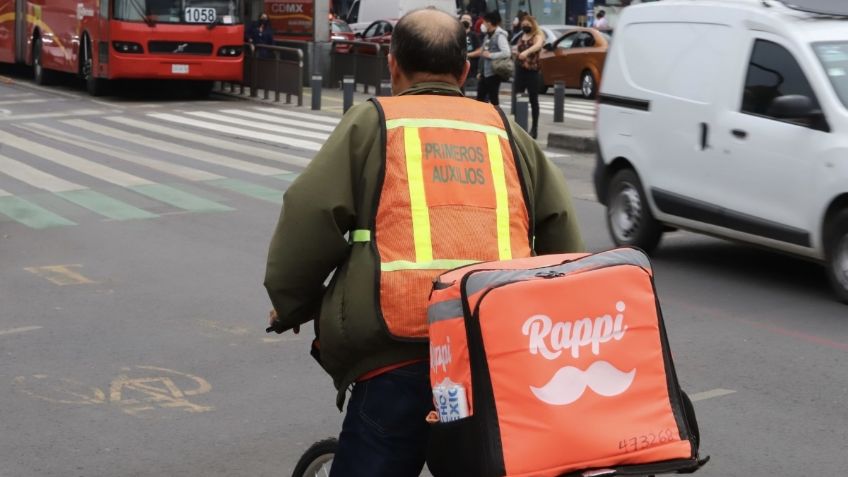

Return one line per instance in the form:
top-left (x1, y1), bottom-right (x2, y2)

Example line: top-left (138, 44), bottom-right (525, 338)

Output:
top-left (0, 0), bottom-right (245, 95)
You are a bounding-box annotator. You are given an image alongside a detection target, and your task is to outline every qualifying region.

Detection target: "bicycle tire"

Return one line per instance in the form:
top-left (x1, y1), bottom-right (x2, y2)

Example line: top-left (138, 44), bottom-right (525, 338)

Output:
top-left (291, 438), bottom-right (338, 477)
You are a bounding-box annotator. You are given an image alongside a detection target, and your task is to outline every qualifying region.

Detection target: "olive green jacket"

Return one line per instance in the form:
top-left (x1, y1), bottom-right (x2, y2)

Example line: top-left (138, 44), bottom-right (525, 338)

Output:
top-left (264, 82), bottom-right (584, 408)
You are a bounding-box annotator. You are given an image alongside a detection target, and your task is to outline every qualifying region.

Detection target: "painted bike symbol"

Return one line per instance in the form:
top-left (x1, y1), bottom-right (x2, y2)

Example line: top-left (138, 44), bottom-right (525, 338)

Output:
top-left (14, 366), bottom-right (213, 416)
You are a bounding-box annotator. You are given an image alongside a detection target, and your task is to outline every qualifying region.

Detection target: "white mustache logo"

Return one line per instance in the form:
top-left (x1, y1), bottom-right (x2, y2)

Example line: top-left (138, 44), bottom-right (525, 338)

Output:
top-left (530, 361), bottom-right (636, 406)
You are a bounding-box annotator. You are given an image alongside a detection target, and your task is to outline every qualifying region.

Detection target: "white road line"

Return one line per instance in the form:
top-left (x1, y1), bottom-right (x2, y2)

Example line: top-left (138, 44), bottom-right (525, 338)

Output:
top-left (544, 151), bottom-right (571, 159)
top-left (149, 113), bottom-right (323, 152)
top-left (0, 154), bottom-right (86, 193)
top-left (0, 92), bottom-right (37, 99)
top-left (689, 388), bottom-right (736, 402)
top-left (185, 111), bottom-right (330, 141)
top-left (23, 123), bottom-right (223, 182)
top-left (106, 116), bottom-right (311, 168)
top-left (0, 98), bottom-right (50, 106)
top-left (0, 187), bottom-right (12, 197)
top-left (0, 130), bottom-right (153, 188)
top-left (64, 119), bottom-right (290, 176)
top-left (251, 107), bottom-right (340, 125)
top-left (0, 326), bottom-right (43, 336)
top-left (0, 109), bottom-right (108, 121)
top-left (219, 109), bottom-right (336, 132)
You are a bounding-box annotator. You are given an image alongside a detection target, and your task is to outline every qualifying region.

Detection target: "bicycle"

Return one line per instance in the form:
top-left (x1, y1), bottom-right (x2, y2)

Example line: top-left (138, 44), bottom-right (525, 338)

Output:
top-left (291, 437), bottom-right (338, 477)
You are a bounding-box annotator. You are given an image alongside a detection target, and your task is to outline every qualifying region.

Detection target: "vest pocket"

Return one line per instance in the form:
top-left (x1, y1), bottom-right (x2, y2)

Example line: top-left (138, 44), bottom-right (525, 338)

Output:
top-left (426, 415), bottom-right (482, 476)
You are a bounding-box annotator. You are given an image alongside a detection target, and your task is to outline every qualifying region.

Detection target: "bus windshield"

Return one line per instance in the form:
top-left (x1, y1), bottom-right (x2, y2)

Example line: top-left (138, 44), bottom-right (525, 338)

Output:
top-left (114, 0), bottom-right (242, 24)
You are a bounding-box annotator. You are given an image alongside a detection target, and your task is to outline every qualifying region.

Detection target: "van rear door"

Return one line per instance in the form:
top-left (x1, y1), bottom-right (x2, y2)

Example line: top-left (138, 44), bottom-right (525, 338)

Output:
top-left (605, 18), bottom-right (736, 212)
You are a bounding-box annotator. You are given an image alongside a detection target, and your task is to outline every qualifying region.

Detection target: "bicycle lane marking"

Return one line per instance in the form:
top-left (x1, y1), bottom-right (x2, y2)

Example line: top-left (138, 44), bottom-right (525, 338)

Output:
top-left (13, 366), bottom-right (213, 417)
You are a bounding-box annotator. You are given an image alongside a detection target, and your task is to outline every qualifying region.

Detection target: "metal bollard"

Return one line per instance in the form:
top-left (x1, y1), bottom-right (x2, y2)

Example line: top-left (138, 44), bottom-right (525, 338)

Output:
top-left (311, 75), bottom-right (322, 110)
top-left (553, 81), bottom-right (565, 123)
top-left (510, 78), bottom-right (517, 114)
top-left (379, 80), bottom-right (392, 97)
top-left (515, 94), bottom-right (529, 132)
top-left (343, 76), bottom-right (354, 113)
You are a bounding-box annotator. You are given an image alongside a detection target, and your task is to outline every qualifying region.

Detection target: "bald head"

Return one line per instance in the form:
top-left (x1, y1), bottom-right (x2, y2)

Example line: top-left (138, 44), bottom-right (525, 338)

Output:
top-left (390, 8), bottom-right (467, 79)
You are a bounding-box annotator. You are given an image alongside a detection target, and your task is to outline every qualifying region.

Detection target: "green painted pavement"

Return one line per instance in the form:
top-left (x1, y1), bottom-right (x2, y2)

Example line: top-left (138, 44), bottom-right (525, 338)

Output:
top-left (56, 189), bottom-right (157, 221)
top-left (0, 196), bottom-right (76, 229)
top-left (273, 172), bottom-right (301, 182)
top-left (208, 178), bottom-right (284, 204)
top-left (130, 184), bottom-right (233, 213)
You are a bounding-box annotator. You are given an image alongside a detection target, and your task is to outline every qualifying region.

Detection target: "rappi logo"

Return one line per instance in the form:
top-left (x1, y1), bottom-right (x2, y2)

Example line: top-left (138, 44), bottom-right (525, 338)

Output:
top-left (430, 336), bottom-right (451, 373)
top-left (521, 301), bottom-right (636, 406)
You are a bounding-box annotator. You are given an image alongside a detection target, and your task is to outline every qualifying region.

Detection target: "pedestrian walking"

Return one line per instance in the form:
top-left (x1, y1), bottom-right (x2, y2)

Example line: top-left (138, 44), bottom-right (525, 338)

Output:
top-left (245, 13), bottom-right (274, 58)
top-left (595, 10), bottom-right (611, 32)
top-left (264, 7), bottom-right (583, 477)
top-left (460, 12), bottom-right (482, 92)
top-left (476, 10), bottom-right (511, 105)
top-left (514, 14), bottom-right (545, 139)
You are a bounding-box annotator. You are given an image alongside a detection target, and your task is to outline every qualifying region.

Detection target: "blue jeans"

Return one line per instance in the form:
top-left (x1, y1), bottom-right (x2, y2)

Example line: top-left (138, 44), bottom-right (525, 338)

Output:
top-left (329, 361), bottom-right (433, 477)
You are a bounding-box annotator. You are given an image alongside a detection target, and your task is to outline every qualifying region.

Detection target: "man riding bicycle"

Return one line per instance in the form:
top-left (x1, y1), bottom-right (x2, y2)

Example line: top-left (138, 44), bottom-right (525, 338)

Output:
top-left (264, 8), bottom-right (583, 476)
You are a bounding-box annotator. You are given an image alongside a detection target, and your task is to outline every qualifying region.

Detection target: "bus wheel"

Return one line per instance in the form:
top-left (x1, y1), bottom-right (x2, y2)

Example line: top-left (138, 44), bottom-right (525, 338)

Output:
top-left (33, 38), bottom-right (54, 86)
top-left (82, 39), bottom-right (108, 96)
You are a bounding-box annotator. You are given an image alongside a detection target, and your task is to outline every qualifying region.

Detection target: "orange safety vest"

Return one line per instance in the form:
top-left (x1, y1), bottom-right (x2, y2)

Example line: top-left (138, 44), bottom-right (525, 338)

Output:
top-left (354, 95), bottom-right (533, 340)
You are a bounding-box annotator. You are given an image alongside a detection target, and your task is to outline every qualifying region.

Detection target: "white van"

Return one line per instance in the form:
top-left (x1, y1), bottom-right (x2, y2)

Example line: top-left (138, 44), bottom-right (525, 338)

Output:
top-left (345, 0), bottom-right (458, 32)
top-left (594, 0), bottom-right (848, 302)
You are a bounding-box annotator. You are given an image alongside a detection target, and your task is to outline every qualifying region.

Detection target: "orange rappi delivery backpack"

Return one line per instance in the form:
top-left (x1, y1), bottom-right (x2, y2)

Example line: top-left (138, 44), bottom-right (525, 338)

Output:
top-left (426, 248), bottom-right (709, 477)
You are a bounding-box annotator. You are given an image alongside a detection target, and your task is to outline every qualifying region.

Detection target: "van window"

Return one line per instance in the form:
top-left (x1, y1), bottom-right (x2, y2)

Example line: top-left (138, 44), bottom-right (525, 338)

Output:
top-left (742, 40), bottom-right (819, 118)
top-left (618, 22), bottom-right (730, 103)
top-left (813, 42), bottom-right (848, 109)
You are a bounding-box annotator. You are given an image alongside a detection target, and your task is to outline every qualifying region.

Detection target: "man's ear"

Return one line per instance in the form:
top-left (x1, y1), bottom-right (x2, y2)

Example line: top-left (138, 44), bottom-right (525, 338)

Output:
top-left (458, 60), bottom-right (471, 88)
top-left (388, 53), bottom-right (397, 76)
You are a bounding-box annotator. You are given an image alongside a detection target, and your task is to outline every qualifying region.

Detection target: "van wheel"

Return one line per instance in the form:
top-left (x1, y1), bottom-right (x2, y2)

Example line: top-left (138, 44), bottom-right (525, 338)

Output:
top-left (825, 210), bottom-right (848, 303)
top-left (581, 71), bottom-right (596, 99)
top-left (33, 38), bottom-right (53, 86)
top-left (606, 169), bottom-right (663, 253)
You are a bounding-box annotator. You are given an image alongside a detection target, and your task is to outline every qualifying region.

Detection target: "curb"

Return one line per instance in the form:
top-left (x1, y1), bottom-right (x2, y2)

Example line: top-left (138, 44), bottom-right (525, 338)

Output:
top-left (546, 132), bottom-right (598, 153)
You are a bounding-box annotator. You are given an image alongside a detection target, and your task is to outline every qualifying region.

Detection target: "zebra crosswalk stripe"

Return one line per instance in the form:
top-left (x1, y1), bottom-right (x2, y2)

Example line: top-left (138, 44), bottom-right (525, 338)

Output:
top-left (23, 123), bottom-right (225, 182)
top-left (0, 130), bottom-right (152, 188)
top-left (185, 111), bottom-right (330, 141)
top-left (220, 109), bottom-right (337, 132)
top-left (63, 119), bottom-right (291, 176)
top-left (252, 107), bottom-right (340, 125)
top-left (0, 151), bottom-right (155, 221)
top-left (0, 196), bottom-right (76, 229)
top-left (105, 116), bottom-right (311, 168)
top-left (0, 153), bottom-right (83, 193)
top-left (149, 113), bottom-right (323, 152)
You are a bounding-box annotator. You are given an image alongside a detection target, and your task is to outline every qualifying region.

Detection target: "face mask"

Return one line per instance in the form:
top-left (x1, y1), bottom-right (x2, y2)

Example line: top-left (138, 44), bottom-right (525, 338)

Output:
top-left (522, 26), bottom-right (531, 33)
top-left (461, 21), bottom-right (471, 28)
top-left (480, 23), bottom-right (488, 34)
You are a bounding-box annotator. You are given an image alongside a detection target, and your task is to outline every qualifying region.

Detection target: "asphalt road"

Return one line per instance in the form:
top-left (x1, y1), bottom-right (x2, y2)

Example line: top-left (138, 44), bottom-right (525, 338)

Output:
top-left (0, 69), bottom-right (845, 477)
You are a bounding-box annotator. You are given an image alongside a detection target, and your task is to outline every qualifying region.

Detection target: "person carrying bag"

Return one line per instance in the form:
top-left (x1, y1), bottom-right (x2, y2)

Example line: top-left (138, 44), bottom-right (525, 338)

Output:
top-left (477, 10), bottom-right (512, 105)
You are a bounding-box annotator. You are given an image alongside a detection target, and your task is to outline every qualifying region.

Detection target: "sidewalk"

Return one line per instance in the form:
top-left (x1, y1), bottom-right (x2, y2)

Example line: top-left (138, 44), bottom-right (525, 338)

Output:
top-left (214, 82), bottom-right (597, 153)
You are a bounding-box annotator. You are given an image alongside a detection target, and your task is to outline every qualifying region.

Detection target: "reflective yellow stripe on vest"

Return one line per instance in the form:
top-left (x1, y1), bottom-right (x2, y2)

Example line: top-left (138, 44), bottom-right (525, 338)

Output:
top-left (404, 127), bottom-right (434, 263)
top-left (355, 121), bottom-right (514, 271)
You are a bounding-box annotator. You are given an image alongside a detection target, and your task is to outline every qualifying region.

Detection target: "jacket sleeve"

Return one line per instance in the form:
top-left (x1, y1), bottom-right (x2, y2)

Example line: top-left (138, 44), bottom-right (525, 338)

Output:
top-left (511, 121), bottom-right (585, 254)
top-left (263, 103), bottom-right (378, 331)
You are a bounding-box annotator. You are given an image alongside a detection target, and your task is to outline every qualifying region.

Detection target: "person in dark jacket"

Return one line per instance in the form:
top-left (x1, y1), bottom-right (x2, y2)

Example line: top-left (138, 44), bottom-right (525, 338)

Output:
top-left (265, 8), bottom-right (583, 477)
top-left (246, 13), bottom-right (274, 58)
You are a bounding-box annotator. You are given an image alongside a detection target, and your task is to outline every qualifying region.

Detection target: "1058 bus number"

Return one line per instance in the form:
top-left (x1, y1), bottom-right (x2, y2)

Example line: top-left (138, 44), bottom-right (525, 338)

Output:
top-left (185, 7), bottom-right (216, 23)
